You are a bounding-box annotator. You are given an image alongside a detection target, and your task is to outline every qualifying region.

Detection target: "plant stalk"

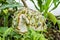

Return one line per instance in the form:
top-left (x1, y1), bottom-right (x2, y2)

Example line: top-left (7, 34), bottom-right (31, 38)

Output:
top-left (4, 15), bottom-right (8, 27)
top-left (21, 0), bottom-right (28, 7)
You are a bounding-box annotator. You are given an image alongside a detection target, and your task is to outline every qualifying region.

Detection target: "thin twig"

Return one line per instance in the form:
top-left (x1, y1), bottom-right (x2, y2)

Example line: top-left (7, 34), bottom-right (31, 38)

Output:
top-left (21, 0), bottom-right (28, 7)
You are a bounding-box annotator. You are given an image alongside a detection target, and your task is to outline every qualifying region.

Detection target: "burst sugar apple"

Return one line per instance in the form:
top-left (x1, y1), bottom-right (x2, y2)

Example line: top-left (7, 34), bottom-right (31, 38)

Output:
top-left (12, 7), bottom-right (47, 34)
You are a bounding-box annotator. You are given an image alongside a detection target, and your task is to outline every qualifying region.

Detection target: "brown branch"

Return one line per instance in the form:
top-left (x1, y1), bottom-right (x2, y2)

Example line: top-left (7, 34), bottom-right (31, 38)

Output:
top-left (21, 0), bottom-right (28, 7)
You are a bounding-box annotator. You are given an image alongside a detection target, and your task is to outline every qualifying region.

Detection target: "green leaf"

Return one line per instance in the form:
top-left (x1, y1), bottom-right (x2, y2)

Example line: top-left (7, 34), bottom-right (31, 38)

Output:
top-left (0, 0), bottom-right (4, 2)
top-left (3, 27), bottom-right (13, 37)
top-left (0, 37), bottom-right (1, 40)
top-left (43, 0), bottom-right (51, 17)
top-left (50, 1), bottom-right (60, 11)
top-left (40, 34), bottom-right (47, 40)
top-left (37, 0), bottom-right (44, 12)
top-left (44, 0), bottom-right (51, 12)
top-left (0, 3), bottom-right (22, 10)
top-left (0, 0), bottom-right (16, 4)
top-left (31, 0), bottom-right (60, 13)
top-left (47, 12), bottom-right (57, 25)
top-left (0, 27), bottom-right (8, 34)
top-left (57, 20), bottom-right (60, 30)
top-left (3, 9), bottom-right (8, 15)
top-left (53, 0), bottom-right (59, 6)
top-left (6, 0), bottom-right (16, 4)
top-left (30, 0), bottom-right (39, 11)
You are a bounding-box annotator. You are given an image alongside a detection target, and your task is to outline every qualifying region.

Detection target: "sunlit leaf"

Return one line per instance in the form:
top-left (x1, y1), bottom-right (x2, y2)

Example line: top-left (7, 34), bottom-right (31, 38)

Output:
top-left (3, 9), bottom-right (8, 15)
top-left (44, 0), bottom-right (51, 12)
top-left (47, 12), bottom-right (57, 25)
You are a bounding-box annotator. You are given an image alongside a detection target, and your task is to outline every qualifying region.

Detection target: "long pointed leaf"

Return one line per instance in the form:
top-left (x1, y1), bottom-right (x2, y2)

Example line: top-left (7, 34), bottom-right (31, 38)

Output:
top-left (0, 3), bottom-right (22, 10)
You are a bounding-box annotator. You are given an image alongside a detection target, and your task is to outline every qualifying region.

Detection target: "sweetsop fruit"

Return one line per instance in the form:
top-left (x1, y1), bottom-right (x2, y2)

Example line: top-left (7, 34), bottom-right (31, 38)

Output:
top-left (12, 7), bottom-right (47, 33)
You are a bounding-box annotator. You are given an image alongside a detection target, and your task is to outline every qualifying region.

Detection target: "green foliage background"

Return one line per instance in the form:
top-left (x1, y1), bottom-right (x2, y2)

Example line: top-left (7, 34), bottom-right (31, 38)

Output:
top-left (0, 0), bottom-right (60, 40)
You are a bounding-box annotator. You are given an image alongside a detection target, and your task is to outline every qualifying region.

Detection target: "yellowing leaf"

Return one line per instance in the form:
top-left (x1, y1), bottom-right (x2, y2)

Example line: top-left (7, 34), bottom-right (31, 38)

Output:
top-left (3, 9), bottom-right (8, 15)
top-left (47, 12), bottom-right (57, 25)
